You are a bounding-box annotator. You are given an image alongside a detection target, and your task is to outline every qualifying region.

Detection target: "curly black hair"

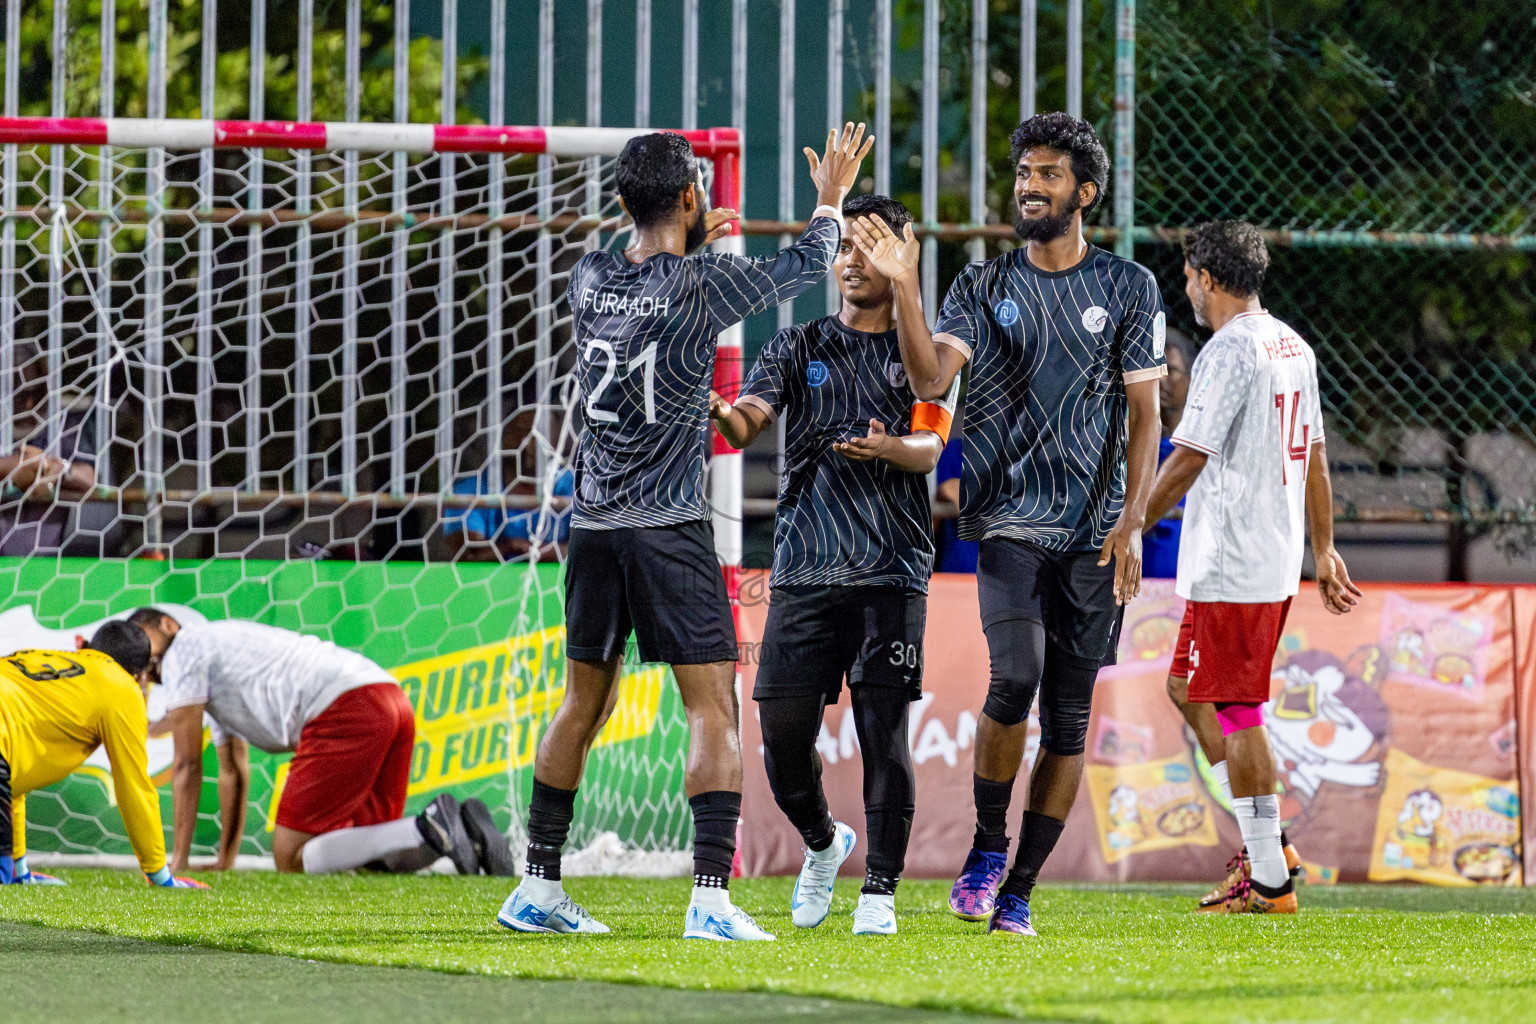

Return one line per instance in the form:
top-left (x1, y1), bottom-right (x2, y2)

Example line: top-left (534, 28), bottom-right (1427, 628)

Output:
top-left (88, 619), bottom-right (152, 677)
top-left (615, 132), bottom-right (700, 228)
top-left (1183, 221), bottom-right (1269, 298)
top-left (843, 193), bottom-right (913, 233)
top-left (1009, 113), bottom-right (1109, 215)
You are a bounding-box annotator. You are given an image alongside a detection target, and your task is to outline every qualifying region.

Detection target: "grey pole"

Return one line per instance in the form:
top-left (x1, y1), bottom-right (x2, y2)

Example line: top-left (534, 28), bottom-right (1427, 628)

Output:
top-left (0, 0), bottom-right (17, 457)
top-left (969, 0), bottom-right (988, 265)
top-left (145, 0), bottom-right (168, 545)
top-left (777, 0), bottom-right (796, 340)
top-left (1067, 0), bottom-right (1083, 118)
top-left (875, 0), bottom-right (891, 196)
top-left (826, 0), bottom-right (843, 314)
top-left (45, 0), bottom-right (66, 458)
top-left (195, 0), bottom-right (215, 493)
top-left (341, 0), bottom-right (361, 496)
top-left (1113, 0), bottom-right (1136, 259)
top-left (921, 0), bottom-right (939, 323)
top-left (390, 0), bottom-right (410, 497)
top-left (96, 0), bottom-right (118, 485)
top-left (732, 0), bottom-right (747, 191)
top-left (682, 0), bottom-right (698, 131)
top-left (294, 0), bottom-right (314, 492)
top-left (437, 0), bottom-right (458, 491)
top-left (535, 0), bottom-right (554, 486)
top-left (635, 0), bottom-right (651, 128)
top-left (1021, 0), bottom-right (1036, 118)
top-left (488, 0), bottom-right (508, 493)
top-left (245, 0), bottom-right (266, 491)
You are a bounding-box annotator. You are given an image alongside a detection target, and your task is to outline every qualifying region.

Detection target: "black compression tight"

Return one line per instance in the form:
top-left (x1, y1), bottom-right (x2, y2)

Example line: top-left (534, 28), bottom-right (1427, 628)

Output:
top-left (758, 689), bottom-right (915, 891)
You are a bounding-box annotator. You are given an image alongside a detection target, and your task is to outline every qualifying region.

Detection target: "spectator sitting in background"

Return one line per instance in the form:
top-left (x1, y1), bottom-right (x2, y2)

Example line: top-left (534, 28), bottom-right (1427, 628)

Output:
top-left (0, 382), bottom-right (98, 557)
top-left (933, 434), bottom-right (978, 573)
top-left (443, 411), bottom-right (573, 563)
top-left (1142, 327), bottom-right (1198, 579)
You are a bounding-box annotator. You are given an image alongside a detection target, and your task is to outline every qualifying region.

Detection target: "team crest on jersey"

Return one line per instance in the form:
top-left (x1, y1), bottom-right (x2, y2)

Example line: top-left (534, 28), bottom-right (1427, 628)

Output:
top-left (1153, 310), bottom-right (1167, 359)
top-left (885, 362), bottom-right (908, 388)
top-left (1082, 305), bottom-right (1110, 334)
top-left (807, 361), bottom-right (830, 386)
top-left (994, 298), bottom-right (1020, 326)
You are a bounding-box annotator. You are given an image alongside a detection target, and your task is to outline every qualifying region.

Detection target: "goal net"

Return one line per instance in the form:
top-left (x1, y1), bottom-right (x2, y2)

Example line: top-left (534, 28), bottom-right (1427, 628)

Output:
top-left (0, 117), bottom-right (744, 874)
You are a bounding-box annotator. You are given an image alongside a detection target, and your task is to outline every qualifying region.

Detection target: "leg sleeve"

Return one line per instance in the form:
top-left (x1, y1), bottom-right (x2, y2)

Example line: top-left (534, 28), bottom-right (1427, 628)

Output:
top-left (1036, 645), bottom-right (1101, 756)
top-left (850, 687), bottom-right (914, 880)
top-left (757, 693), bottom-right (835, 846)
top-left (981, 617), bottom-right (1047, 727)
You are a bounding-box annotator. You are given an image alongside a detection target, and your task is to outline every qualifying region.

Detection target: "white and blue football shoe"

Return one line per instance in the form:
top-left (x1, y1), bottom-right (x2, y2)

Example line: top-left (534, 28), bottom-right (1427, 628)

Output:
top-left (852, 892), bottom-right (897, 935)
top-left (496, 878), bottom-right (610, 935)
top-left (683, 891), bottom-right (776, 941)
top-left (790, 821), bottom-right (856, 929)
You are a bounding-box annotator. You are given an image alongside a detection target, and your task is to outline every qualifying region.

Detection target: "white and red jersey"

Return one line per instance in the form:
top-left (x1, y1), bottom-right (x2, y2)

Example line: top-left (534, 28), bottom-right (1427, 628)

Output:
top-left (1171, 311), bottom-right (1324, 603)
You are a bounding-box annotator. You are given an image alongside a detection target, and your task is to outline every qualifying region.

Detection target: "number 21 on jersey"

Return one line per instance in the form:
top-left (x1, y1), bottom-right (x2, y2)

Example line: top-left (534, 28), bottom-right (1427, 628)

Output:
top-left (1274, 390), bottom-right (1310, 485)
top-left (585, 340), bottom-right (658, 425)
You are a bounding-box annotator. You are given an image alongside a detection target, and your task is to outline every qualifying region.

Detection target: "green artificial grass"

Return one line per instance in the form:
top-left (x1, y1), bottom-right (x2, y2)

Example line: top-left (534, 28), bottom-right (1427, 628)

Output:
top-left (5, 872), bottom-right (1536, 1024)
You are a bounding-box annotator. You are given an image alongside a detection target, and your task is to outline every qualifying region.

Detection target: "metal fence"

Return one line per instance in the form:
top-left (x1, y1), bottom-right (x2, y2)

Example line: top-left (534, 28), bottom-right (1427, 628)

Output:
top-left (2, 0), bottom-right (1533, 572)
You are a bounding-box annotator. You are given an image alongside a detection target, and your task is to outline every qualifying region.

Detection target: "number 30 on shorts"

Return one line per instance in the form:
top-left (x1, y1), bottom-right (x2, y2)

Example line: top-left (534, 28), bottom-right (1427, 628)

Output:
top-left (888, 641), bottom-right (919, 668)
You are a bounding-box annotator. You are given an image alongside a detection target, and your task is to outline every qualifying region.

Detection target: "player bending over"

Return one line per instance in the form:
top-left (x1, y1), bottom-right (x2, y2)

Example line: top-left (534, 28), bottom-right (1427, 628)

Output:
top-left (0, 633), bottom-right (204, 888)
top-left (101, 610), bottom-right (508, 877)
top-left (710, 194), bottom-right (956, 936)
top-left (497, 124), bottom-right (871, 941)
top-left (851, 113), bottom-right (1164, 936)
top-left (1144, 221), bottom-right (1359, 914)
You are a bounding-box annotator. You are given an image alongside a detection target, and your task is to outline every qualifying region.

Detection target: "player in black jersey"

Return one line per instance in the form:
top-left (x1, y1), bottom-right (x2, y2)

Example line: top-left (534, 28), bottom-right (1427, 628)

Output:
top-left (498, 124), bottom-right (873, 942)
top-left (711, 194), bottom-right (957, 937)
top-left (850, 114), bottom-right (1165, 937)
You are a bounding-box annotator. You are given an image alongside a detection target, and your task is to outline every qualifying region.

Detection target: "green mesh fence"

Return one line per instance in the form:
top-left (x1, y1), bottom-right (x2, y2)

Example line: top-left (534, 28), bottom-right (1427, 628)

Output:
top-left (1132, 1), bottom-right (1536, 536)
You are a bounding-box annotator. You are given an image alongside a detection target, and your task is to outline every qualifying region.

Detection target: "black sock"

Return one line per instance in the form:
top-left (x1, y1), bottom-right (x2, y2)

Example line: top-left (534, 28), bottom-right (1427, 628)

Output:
top-left (525, 779), bottom-right (576, 881)
top-left (689, 790), bottom-right (741, 889)
top-left (972, 774), bottom-right (1014, 853)
top-left (862, 869), bottom-right (899, 896)
top-left (998, 811), bottom-right (1066, 901)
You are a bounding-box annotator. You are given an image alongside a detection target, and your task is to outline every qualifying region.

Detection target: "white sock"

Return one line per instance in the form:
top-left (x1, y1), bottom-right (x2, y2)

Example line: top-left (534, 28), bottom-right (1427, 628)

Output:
top-left (1233, 794), bottom-right (1286, 888)
top-left (1210, 760), bottom-right (1232, 804)
top-left (300, 817), bottom-right (426, 874)
top-left (518, 873), bottom-right (564, 903)
top-left (690, 884), bottom-right (731, 911)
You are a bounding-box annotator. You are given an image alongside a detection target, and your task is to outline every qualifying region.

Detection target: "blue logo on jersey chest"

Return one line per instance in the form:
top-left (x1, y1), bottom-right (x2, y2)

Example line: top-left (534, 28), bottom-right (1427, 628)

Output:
top-left (806, 361), bottom-right (830, 386)
top-left (994, 298), bottom-right (1020, 326)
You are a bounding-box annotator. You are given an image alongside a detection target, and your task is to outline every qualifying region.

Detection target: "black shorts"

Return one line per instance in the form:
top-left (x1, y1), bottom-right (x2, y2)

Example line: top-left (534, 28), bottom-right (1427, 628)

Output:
top-left (564, 520), bottom-right (738, 666)
top-left (753, 585), bottom-right (927, 702)
top-left (976, 537), bottom-right (1124, 667)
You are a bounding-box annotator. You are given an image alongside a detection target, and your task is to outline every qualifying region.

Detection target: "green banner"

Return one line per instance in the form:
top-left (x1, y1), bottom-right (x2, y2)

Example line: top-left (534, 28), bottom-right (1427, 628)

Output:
top-left (1, 557), bottom-right (692, 860)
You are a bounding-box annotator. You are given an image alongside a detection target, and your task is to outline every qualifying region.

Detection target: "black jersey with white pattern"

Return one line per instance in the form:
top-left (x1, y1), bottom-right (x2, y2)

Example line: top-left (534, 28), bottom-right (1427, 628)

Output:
top-left (568, 217), bottom-right (841, 530)
top-left (934, 245), bottom-right (1166, 552)
top-left (740, 316), bottom-right (958, 591)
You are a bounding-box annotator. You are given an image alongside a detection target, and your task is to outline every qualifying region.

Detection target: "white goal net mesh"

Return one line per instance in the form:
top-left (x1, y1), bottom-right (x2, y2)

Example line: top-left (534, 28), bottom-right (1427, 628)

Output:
top-left (1, 126), bottom-right (726, 872)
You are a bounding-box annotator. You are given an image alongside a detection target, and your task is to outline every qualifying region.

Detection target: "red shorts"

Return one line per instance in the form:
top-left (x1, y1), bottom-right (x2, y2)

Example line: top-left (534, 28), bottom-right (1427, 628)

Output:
top-left (1169, 598), bottom-right (1292, 704)
top-left (275, 682), bottom-right (415, 835)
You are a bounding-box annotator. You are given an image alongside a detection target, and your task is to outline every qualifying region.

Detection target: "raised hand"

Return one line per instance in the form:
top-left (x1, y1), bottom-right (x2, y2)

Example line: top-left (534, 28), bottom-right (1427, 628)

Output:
top-left (805, 122), bottom-right (875, 210)
top-left (708, 390), bottom-right (733, 421)
top-left (833, 419), bottom-right (891, 462)
top-left (848, 214), bottom-right (921, 283)
top-left (702, 208), bottom-right (740, 246)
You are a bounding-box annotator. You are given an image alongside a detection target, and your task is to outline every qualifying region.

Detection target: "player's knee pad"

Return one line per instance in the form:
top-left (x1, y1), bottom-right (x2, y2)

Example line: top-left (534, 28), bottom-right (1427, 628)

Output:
top-left (980, 618), bottom-right (1046, 727)
top-left (1215, 701), bottom-right (1264, 735)
top-left (1037, 649), bottom-right (1100, 756)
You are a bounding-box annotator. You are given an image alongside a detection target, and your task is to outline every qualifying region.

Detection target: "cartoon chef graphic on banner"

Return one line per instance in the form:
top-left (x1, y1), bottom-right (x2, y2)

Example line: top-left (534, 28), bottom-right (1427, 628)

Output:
top-left (1264, 650), bottom-right (1390, 822)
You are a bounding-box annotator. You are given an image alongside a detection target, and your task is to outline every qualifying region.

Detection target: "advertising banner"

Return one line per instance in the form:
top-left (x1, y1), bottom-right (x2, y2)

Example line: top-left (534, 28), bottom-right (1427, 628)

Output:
top-left (0, 557), bottom-right (690, 859)
top-left (739, 574), bottom-right (1529, 886)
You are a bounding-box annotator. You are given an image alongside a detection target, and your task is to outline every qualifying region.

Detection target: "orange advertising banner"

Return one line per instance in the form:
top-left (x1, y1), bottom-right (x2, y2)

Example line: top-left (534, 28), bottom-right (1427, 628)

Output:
top-left (738, 573), bottom-right (1529, 886)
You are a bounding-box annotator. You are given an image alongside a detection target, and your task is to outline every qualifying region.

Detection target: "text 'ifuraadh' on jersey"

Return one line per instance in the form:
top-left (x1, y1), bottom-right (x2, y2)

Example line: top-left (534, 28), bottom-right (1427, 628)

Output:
top-left (577, 289), bottom-right (672, 317)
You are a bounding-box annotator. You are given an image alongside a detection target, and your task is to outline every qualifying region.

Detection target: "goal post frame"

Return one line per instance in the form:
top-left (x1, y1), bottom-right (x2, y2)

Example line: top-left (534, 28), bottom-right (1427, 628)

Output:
top-left (0, 115), bottom-right (745, 581)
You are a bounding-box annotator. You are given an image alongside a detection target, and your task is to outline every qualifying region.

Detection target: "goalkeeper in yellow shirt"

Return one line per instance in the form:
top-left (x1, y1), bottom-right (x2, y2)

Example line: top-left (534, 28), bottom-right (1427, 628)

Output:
top-left (0, 622), bottom-right (206, 888)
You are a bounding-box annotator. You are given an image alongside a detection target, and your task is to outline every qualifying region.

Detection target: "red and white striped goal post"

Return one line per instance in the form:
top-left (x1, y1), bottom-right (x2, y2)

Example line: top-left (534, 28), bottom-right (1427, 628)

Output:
top-left (0, 115), bottom-right (747, 587)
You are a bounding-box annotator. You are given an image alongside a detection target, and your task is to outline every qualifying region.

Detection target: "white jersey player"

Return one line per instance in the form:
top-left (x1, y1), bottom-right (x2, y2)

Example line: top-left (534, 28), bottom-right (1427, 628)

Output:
top-left (126, 611), bottom-right (508, 878)
top-left (1144, 221), bottom-right (1360, 915)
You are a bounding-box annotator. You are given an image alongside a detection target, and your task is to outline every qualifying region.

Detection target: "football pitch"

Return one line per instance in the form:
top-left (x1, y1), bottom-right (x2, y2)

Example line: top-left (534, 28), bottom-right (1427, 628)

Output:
top-left (4, 872), bottom-right (1536, 1024)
